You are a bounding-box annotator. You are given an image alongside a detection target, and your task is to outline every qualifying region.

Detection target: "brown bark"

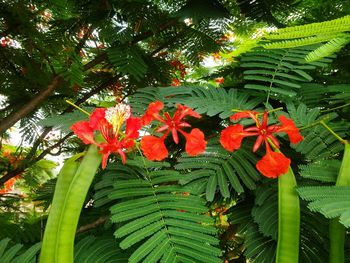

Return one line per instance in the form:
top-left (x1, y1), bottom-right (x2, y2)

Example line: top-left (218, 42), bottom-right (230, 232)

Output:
top-left (0, 75), bottom-right (63, 134)
top-left (76, 216), bottom-right (108, 234)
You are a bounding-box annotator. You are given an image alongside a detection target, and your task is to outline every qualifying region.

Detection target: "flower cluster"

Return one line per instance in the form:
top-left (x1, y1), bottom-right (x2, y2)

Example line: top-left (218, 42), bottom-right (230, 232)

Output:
top-left (220, 110), bottom-right (304, 178)
top-left (0, 150), bottom-right (23, 195)
top-left (71, 102), bottom-right (302, 178)
top-left (1, 37), bottom-right (13, 47)
top-left (169, 60), bottom-right (188, 86)
top-left (140, 101), bottom-right (207, 161)
top-left (71, 104), bottom-right (141, 169)
top-left (0, 176), bottom-right (21, 195)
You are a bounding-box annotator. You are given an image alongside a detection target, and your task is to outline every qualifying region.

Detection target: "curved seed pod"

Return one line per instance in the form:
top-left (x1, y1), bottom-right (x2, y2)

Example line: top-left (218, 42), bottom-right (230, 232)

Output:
top-left (329, 142), bottom-right (350, 263)
top-left (276, 167), bottom-right (300, 263)
top-left (40, 145), bottom-right (101, 262)
top-left (40, 153), bottom-right (82, 263)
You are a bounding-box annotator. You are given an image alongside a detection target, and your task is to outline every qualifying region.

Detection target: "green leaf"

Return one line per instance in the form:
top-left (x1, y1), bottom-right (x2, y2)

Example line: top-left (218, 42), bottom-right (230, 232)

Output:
top-left (95, 161), bottom-right (221, 263)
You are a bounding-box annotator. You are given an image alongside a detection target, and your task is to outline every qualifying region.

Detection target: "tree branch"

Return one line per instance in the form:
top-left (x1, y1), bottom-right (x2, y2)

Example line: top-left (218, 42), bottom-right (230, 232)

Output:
top-left (0, 18), bottom-right (180, 184)
top-left (0, 75), bottom-right (63, 134)
top-left (76, 216), bottom-right (108, 234)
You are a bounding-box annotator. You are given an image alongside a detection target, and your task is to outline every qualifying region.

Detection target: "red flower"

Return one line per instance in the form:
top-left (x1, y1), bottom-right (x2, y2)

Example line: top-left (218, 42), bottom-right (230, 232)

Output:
top-left (256, 144), bottom-right (291, 178)
top-left (140, 102), bottom-right (206, 160)
top-left (277, 115), bottom-right (304, 144)
top-left (182, 128), bottom-right (207, 156)
top-left (220, 124), bottom-right (249, 151)
top-left (140, 136), bottom-right (168, 161)
top-left (71, 103), bottom-right (141, 168)
top-left (171, 78), bottom-right (181, 86)
top-left (0, 175), bottom-right (21, 195)
top-left (220, 110), bottom-right (303, 178)
top-left (214, 77), bottom-right (225, 84)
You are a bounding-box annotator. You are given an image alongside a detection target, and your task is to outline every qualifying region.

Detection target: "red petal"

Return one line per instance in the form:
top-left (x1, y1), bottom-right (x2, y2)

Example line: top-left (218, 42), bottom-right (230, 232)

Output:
top-left (89, 108), bottom-right (106, 130)
top-left (156, 125), bottom-right (169, 133)
top-left (125, 117), bottom-right (141, 139)
top-left (71, 121), bottom-right (96, 145)
top-left (172, 128), bottom-right (179, 144)
top-left (219, 124), bottom-right (245, 152)
top-left (253, 135), bottom-right (264, 152)
top-left (101, 152), bottom-right (110, 169)
top-left (176, 104), bottom-right (201, 119)
top-left (230, 111), bottom-right (258, 121)
top-left (277, 115), bottom-right (304, 144)
top-left (256, 150), bottom-right (291, 178)
top-left (141, 101), bottom-right (164, 125)
top-left (261, 111), bottom-right (268, 128)
top-left (171, 78), bottom-right (181, 86)
top-left (183, 128), bottom-right (207, 156)
top-left (140, 136), bottom-right (168, 161)
top-left (214, 77), bottom-right (224, 84)
top-left (121, 138), bottom-right (135, 148)
top-left (118, 149), bottom-right (127, 164)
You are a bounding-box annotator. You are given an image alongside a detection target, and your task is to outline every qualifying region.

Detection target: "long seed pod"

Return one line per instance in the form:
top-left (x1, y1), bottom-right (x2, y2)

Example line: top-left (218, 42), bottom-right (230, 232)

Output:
top-left (329, 142), bottom-right (350, 263)
top-left (276, 167), bottom-right (300, 263)
top-left (40, 145), bottom-right (101, 263)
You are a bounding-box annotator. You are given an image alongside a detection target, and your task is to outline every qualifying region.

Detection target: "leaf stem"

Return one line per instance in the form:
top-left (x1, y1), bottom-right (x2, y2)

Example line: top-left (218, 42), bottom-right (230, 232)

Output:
top-left (299, 116), bottom-right (329, 130)
top-left (321, 101), bottom-right (350, 113)
top-left (320, 120), bottom-right (347, 144)
top-left (65, 100), bottom-right (91, 116)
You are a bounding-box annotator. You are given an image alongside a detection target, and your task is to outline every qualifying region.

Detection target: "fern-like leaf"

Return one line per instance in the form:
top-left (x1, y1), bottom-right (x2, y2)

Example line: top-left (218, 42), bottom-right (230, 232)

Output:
top-left (240, 46), bottom-right (332, 98)
top-left (107, 46), bottom-right (148, 81)
top-left (74, 235), bottom-right (130, 263)
top-left (305, 36), bottom-right (350, 62)
top-left (286, 103), bottom-right (348, 160)
top-left (263, 34), bottom-right (340, 49)
top-left (265, 16), bottom-right (350, 40)
top-left (0, 238), bottom-right (40, 263)
top-left (98, 159), bottom-right (221, 263)
top-left (299, 160), bottom-right (340, 183)
top-left (229, 184), bottom-right (330, 262)
top-left (297, 186), bottom-right (350, 227)
top-left (160, 86), bottom-right (263, 119)
top-left (176, 139), bottom-right (260, 201)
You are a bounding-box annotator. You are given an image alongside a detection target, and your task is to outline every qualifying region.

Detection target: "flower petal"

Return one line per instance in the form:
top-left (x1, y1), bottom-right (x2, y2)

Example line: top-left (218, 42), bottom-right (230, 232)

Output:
top-left (176, 104), bottom-right (201, 119)
top-left (219, 124), bottom-right (245, 151)
top-left (277, 115), bottom-right (304, 144)
top-left (256, 149), bottom-right (291, 178)
top-left (71, 121), bottom-right (96, 145)
top-left (230, 110), bottom-right (258, 121)
top-left (89, 108), bottom-right (107, 130)
top-left (140, 136), bottom-right (168, 161)
top-left (141, 101), bottom-right (164, 125)
top-left (172, 128), bottom-right (179, 144)
top-left (183, 128), bottom-right (207, 156)
top-left (125, 117), bottom-right (141, 139)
